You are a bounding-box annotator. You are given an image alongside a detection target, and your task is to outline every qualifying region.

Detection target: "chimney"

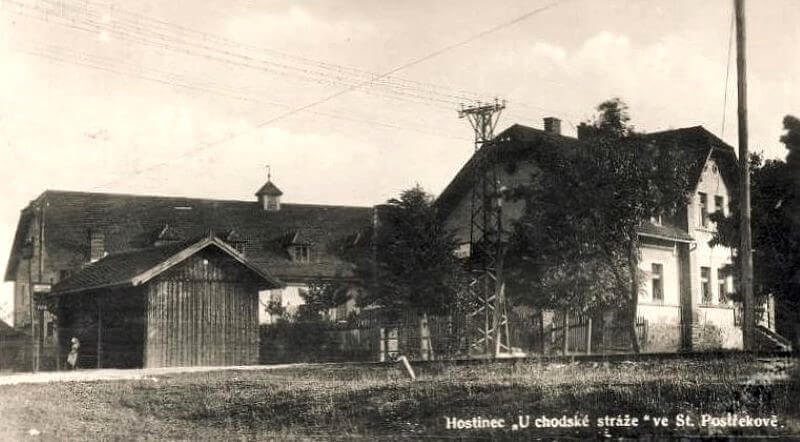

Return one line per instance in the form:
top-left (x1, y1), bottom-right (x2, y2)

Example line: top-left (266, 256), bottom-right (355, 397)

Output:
top-left (89, 230), bottom-right (105, 262)
top-left (543, 117), bottom-right (561, 135)
top-left (577, 122), bottom-right (597, 140)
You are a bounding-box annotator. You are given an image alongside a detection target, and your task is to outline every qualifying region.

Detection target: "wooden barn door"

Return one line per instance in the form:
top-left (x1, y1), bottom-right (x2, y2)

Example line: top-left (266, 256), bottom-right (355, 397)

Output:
top-left (144, 250), bottom-right (259, 368)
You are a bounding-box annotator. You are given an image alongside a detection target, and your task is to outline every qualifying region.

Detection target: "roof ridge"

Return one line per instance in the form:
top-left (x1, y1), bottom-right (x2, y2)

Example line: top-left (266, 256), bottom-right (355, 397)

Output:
top-left (41, 189), bottom-right (372, 209)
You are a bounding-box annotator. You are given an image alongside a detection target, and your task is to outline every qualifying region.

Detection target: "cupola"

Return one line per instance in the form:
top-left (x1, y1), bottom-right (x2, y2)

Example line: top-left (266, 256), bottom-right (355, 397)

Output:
top-left (255, 167), bottom-right (283, 211)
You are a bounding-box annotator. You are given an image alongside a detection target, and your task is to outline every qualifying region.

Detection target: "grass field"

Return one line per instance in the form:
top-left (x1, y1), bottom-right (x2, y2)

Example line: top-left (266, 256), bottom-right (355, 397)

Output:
top-left (0, 355), bottom-right (797, 440)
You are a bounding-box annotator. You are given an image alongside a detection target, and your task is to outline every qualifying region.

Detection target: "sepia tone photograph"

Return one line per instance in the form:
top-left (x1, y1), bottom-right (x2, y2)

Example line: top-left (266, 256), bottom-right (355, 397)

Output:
top-left (0, 0), bottom-right (798, 439)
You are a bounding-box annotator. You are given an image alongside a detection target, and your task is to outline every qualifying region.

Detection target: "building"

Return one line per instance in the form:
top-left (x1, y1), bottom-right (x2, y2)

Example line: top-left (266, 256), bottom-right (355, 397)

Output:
top-left (4, 176), bottom-right (372, 368)
top-left (437, 118), bottom-right (784, 352)
top-left (47, 235), bottom-right (280, 368)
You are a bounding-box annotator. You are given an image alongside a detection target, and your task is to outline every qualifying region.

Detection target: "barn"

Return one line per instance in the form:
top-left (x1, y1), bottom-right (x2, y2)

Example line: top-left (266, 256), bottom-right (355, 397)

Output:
top-left (44, 234), bottom-right (281, 368)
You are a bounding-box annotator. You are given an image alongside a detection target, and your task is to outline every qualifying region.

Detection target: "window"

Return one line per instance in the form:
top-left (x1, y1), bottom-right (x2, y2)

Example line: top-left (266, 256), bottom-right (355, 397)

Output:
top-left (714, 195), bottom-right (725, 217)
top-left (294, 245), bottom-right (310, 263)
top-left (718, 268), bottom-right (728, 304)
top-left (46, 321), bottom-right (54, 338)
top-left (650, 214), bottom-right (663, 226)
top-left (651, 263), bottom-right (664, 301)
top-left (698, 193), bottom-right (709, 227)
top-left (701, 267), bottom-right (711, 304)
top-left (266, 197), bottom-right (278, 211)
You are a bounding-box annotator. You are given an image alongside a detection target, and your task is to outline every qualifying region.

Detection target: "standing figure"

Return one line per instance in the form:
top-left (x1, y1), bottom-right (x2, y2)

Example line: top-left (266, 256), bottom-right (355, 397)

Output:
top-left (67, 337), bottom-right (80, 370)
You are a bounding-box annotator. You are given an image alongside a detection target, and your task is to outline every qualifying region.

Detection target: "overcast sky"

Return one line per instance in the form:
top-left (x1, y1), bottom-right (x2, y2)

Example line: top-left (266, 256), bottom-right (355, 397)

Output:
top-left (0, 0), bottom-right (798, 323)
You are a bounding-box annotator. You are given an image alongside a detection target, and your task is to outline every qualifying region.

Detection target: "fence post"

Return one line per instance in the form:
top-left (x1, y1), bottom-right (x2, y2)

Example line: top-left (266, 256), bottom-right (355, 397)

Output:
top-left (388, 327), bottom-right (398, 360)
top-left (379, 327), bottom-right (386, 362)
top-left (419, 313), bottom-right (432, 361)
top-left (586, 318), bottom-right (592, 355)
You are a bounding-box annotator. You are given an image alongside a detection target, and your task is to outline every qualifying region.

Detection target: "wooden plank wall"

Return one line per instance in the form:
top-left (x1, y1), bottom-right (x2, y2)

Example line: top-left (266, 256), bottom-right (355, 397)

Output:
top-left (144, 249), bottom-right (259, 368)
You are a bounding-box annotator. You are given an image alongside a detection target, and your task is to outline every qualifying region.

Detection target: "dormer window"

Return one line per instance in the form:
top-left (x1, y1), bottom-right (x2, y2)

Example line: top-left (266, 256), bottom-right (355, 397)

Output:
top-left (293, 245), bottom-right (311, 263)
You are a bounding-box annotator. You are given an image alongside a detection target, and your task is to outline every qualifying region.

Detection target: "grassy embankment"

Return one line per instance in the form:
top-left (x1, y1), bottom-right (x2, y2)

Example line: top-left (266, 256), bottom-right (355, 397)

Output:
top-left (0, 356), bottom-right (797, 440)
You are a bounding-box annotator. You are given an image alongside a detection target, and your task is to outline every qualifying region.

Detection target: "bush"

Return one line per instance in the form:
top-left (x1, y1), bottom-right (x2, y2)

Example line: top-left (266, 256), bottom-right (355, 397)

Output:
top-left (259, 320), bottom-right (334, 364)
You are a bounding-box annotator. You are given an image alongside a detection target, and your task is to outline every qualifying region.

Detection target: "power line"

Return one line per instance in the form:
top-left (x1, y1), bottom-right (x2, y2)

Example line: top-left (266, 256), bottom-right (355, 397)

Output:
top-left (71, 0), bottom-right (573, 189)
top-left (11, 39), bottom-right (471, 141)
top-left (7, 0), bottom-right (578, 122)
top-left (721, 6), bottom-right (735, 138)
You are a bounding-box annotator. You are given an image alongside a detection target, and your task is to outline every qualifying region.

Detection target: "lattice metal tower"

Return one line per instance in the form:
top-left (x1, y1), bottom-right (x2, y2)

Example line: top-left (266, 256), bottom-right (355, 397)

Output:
top-left (458, 99), bottom-right (511, 358)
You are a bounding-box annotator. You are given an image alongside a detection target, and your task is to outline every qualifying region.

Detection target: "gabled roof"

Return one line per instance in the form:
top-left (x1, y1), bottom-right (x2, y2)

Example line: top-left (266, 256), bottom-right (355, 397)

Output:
top-left (255, 181), bottom-right (283, 196)
top-left (435, 123), bottom-right (737, 243)
top-left (644, 125), bottom-right (739, 191)
top-left (436, 124), bottom-right (581, 219)
top-left (49, 235), bottom-right (283, 296)
top-left (5, 191), bottom-right (372, 282)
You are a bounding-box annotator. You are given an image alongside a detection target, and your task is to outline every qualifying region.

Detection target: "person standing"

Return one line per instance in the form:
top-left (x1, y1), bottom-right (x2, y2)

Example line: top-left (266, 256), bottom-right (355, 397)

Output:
top-left (67, 337), bottom-right (80, 370)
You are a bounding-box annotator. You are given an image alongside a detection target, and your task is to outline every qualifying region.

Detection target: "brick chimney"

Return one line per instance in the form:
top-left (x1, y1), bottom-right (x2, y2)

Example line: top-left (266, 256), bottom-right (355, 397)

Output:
top-left (543, 117), bottom-right (561, 135)
top-left (89, 230), bottom-right (105, 262)
top-left (577, 122), bottom-right (598, 140)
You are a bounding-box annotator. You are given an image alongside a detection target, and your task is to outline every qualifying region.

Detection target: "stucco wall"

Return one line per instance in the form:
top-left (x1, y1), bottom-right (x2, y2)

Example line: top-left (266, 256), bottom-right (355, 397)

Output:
top-left (442, 160), bottom-right (538, 246)
top-left (688, 157), bottom-right (740, 349)
top-left (258, 284), bottom-right (307, 324)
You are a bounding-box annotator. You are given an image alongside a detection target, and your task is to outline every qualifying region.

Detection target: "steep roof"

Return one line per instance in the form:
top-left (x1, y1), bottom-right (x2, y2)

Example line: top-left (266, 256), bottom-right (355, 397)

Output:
top-left (255, 181), bottom-right (283, 196)
top-left (5, 191), bottom-right (372, 282)
top-left (436, 124), bottom-right (581, 219)
top-left (49, 235), bottom-right (282, 295)
top-left (644, 125), bottom-right (739, 190)
top-left (435, 123), bottom-right (738, 243)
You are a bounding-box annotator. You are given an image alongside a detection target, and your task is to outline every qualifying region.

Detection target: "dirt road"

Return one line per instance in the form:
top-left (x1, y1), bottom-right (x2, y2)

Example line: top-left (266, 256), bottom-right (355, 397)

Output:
top-left (0, 363), bottom-right (309, 386)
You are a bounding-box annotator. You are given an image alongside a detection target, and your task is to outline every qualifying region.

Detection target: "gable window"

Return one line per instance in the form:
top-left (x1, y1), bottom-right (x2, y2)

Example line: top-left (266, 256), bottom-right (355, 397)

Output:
top-left (294, 245), bottom-right (311, 263)
top-left (714, 195), bottom-right (725, 217)
top-left (651, 263), bottom-right (663, 301)
top-left (698, 193), bottom-right (709, 227)
top-left (701, 267), bottom-right (711, 304)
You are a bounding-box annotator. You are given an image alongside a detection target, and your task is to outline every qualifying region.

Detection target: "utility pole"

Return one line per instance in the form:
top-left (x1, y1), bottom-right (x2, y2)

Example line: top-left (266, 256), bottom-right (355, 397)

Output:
top-left (735, 0), bottom-right (755, 351)
top-left (458, 99), bottom-right (511, 359)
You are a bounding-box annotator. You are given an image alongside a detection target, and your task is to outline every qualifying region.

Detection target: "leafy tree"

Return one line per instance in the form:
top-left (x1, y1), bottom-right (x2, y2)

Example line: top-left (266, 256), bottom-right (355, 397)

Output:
top-left (507, 98), bottom-right (692, 353)
top-left (295, 280), bottom-right (352, 323)
top-left (340, 185), bottom-right (470, 357)
top-left (593, 97), bottom-right (633, 138)
top-left (364, 186), bottom-right (468, 316)
top-left (711, 115), bottom-right (800, 341)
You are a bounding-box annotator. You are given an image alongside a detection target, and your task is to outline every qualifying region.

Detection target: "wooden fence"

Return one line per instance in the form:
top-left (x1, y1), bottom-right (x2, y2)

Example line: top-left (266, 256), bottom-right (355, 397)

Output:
top-left (547, 312), bottom-right (648, 355)
top-left (265, 309), bottom-right (649, 363)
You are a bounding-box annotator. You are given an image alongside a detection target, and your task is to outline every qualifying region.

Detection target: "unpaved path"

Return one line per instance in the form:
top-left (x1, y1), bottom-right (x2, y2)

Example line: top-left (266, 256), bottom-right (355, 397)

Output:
top-left (0, 363), bottom-right (311, 386)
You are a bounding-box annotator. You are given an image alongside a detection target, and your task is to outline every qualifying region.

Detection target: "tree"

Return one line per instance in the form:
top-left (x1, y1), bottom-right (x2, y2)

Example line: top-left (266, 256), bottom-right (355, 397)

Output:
top-left (294, 280), bottom-right (352, 323)
top-left (711, 115), bottom-right (800, 341)
top-left (593, 97), bottom-right (633, 138)
top-left (342, 185), bottom-right (469, 358)
top-left (507, 98), bottom-right (692, 353)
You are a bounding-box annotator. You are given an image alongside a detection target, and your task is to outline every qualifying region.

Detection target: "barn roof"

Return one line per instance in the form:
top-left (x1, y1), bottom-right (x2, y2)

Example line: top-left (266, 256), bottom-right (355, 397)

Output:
top-left (5, 191), bottom-right (372, 282)
top-left (49, 235), bottom-right (283, 296)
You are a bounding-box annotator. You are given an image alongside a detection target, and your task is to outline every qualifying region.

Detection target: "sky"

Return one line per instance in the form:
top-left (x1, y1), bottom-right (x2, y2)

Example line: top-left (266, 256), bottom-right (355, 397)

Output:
top-left (0, 0), bottom-right (798, 324)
